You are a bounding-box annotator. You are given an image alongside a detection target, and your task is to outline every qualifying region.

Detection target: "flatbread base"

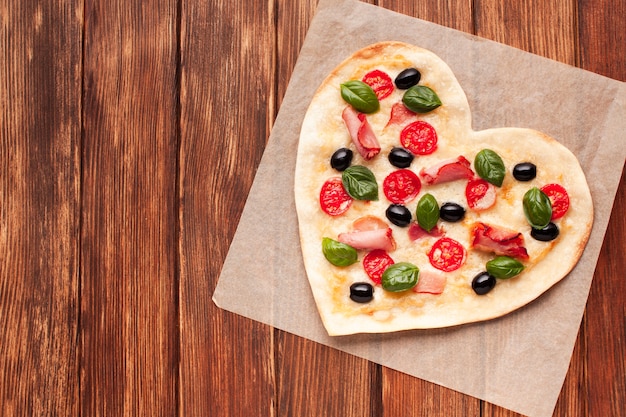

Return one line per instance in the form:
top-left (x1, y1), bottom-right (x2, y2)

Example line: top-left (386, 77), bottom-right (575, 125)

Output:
top-left (294, 42), bottom-right (593, 336)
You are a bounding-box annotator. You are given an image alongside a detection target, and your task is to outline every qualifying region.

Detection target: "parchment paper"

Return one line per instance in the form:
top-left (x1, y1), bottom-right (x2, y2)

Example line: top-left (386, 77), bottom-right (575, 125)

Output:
top-left (213, 1), bottom-right (626, 415)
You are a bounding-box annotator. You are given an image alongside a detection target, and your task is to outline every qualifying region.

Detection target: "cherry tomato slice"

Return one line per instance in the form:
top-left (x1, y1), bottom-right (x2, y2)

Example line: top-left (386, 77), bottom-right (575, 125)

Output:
top-left (428, 237), bottom-right (467, 272)
top-left (319, 177), bottom-right (352, 216)
top-left (541, 183), bottom-right (570, 220)
top-left (400, 121), bottom-right (438, 155)
top-left (465, 178), bottom-right (496, 211)
top-left (383, 169), bottom-right (421, 204)
top-left (363, 249), bottom-right (395, 285)
top-left (362, 70), bottom-right (394, 100)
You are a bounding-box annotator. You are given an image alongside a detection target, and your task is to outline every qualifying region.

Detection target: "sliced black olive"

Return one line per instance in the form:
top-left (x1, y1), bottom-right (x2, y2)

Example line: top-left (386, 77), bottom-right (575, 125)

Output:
top-left (330, 148), bottom-right (353, 171)
top-left (440, 202), bottom-right (466, 222)
top-left (531, 222), bottom-right (559, 241)
top-left (472, 272), bottom-right (496, 295)
top-left (385, 204), bottom-right (412, 227)
top-left (394, 68), bottom-right (421, 89)
top-left (513, 162), bottom-right (537, 181)
top-left (388, 147), bottom-right (414, 168)
top-left (350, 282), bottom-right (374, 303)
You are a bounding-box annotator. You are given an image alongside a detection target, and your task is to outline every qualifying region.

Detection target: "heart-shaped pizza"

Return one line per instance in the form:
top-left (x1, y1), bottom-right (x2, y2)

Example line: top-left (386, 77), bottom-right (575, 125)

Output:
top-left (294, 41), bottom-right (593, 336)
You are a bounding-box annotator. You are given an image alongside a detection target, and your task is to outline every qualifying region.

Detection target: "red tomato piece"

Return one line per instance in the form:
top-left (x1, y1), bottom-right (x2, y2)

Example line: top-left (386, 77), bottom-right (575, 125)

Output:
top-left (465, 178), bottom-right (496, 211)
top-left (363, 249), bottom-right (395, 285)
top-left (319, 177), bottom-right (352, 216)
top-left (428, 237), bottom-right (467, 272)
top-left (541, 183), bottom-right (570, 220)
top-left (383, 169), bottom-right (422, 204)
top-left (400, 121), bottom-right (438, 155)
top-left (362, 69), bottom-right (394, 100)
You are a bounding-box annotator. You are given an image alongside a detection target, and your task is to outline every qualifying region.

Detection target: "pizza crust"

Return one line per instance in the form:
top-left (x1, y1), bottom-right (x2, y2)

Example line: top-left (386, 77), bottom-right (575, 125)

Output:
top-left (295, 42), bottom-right (593, 336)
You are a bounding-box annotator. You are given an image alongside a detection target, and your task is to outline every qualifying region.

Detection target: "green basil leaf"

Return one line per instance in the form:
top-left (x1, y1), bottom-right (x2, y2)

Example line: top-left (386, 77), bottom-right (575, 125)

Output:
top-left (523, 187), bottom-right (553, 229)
top-left (416, 193), bottom-right (439, 232)
top-left (402, 85), bottom-right (442, 113)
top-left (322, 238), bottom-right (358, 267)
top-left (342, 165), bottom-right (378, 201)
top-left (340, 80), bottom-right (379, 113)
top-left (474, 149), bottom-right (506, 187)
top-left (486, 256), bottom-right (525, 279)
top-left (382, 262), bottom-right (419, 292)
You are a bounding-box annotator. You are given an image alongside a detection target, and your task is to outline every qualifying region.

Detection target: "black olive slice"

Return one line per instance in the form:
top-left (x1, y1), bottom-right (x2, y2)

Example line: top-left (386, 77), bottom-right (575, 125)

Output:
top-left (350, 282), bottom-right (374, 303)
top-left (513, 162), bottom-right (537, 181)
top-left (472, 272), bottom-right (496, 295)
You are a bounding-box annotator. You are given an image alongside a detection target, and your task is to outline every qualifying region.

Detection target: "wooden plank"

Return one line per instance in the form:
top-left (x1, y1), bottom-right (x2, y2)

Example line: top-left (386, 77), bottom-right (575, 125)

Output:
top-left (272, 1), bottom-right (381, 415)
top-left (80, 1), bottom-right (179, 415)
top-left (178, 0), bottom-right (275, 415)
top-left (275, 333), bottom-right (383, 416)
top-left (379, 0), bottom-right (474, 33)
top-left (578, 0), bottom-right (626, 81)
top-left (473, 0), bottom-right (577, 65)
top-left (373, 1), bottom-right (481, 416)
top-left (275, 0), bottom-right (319, 108)
top-left (472, 1), bottom-right (583, 416)
top-left (0, 1), bottom-right (81, 415)
top-left (554, 325), bottom-right (587, 416)
top-left (578, 4), bottom-right (626, 412)
top-left (568, 0), bottom-right (624, 415)
top-left (381, 371), bottom-right (482, 416)
top-left (583, 168), bottom-right (626, 417)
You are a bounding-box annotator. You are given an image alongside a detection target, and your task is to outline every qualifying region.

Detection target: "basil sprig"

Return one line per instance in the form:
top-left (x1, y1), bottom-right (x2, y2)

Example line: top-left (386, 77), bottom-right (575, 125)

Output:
top-left (402, 85), bottom-right (442, 113)
top-left (486, 256), bottom-right (525, 279)
top-left (474, 149), bottom-right (506, 187)
top-left (416, 193), bottom-right (439, 232)
top-left (322, 238), bottom-right (358, 267)
top-left (341, 165), bottom-right (378, 201)
top-left (382, 262), bottom-right (419, 292)
top-left (523, 187), bottom-right (552, 229)
top-left (340, 80), bottom-right (380, 113)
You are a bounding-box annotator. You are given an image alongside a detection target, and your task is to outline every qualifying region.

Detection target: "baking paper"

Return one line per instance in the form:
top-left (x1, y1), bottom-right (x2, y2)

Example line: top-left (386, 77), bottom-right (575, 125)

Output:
top-left (213, 0), bottom-right (626, 415)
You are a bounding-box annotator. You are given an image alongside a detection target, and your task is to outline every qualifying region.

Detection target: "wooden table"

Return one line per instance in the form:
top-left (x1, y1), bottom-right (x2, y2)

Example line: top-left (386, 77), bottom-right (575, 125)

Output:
top-left (2, 0), bottom-right (624, 415)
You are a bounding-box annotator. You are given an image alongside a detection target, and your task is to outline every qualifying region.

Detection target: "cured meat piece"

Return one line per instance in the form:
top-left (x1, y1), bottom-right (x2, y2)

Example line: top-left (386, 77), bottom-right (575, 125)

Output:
top-left (352, 215), bottom-right (388, 231)
top-left (338, 228), bottom-right (396, 252)
top-left (385, 102), bottom-right (415, 128)
top-left (471, 222), bottom-right (529, 260)
top-left (342, 106), bottom-right (381, 160)
top-left (413, 270), bottom-right (446, 294)
top-left (408, 222), bottom-right (444, 241)
top-left (419, 156), bottom-right (474, 185)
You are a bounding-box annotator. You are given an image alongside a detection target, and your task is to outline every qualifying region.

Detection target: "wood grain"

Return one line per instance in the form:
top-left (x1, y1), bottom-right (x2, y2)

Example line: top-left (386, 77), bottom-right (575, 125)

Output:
top-left (474, 0), bottom-right (577, 65)
top-left (275, 333), bottom-right (383, 416)
top-left (379, 0), bottom-right (474, 33)
top-left (178, 0), bottom-right (276, 415)
top-left (576, 0), bottom-right (625, 416)
top-left (0, 1), bottom-right (81, 415)
top-left (472, 2), bottom-right (582, 415)
top-left (583, 168), bottom-right (626, 417)
top-left (272, 1), bottom-right (382, 414)
top-left (375, 1), bottom-right (482, 415)
top-left (0, 0), bottom-right (623, 416)
top-left (80, 0), bottom-right (179, 415)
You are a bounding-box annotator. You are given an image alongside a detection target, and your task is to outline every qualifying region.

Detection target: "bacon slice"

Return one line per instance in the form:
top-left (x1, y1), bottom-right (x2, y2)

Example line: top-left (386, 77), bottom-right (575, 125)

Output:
top-left (471, 222), bottom-right (529, 260)
top-left (419, 156), bottom-right (474, 185)
top-left (408, 222), bottom-right (444, 241)
top-left (342, 106), bottom-right (381, 160)
top-left (413, 270), bottom-right (446, 294)
top-left (338, 228), bottom-right (396, 252)
top-left (385, 102), bottom-right (415, 128)
top-left (352, 215), bottom-right (388, 232)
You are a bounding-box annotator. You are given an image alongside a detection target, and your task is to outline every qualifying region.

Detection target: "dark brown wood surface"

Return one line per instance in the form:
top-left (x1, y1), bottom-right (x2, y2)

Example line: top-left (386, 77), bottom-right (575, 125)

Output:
top-left (1, 0), bottom-right (623, 416)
